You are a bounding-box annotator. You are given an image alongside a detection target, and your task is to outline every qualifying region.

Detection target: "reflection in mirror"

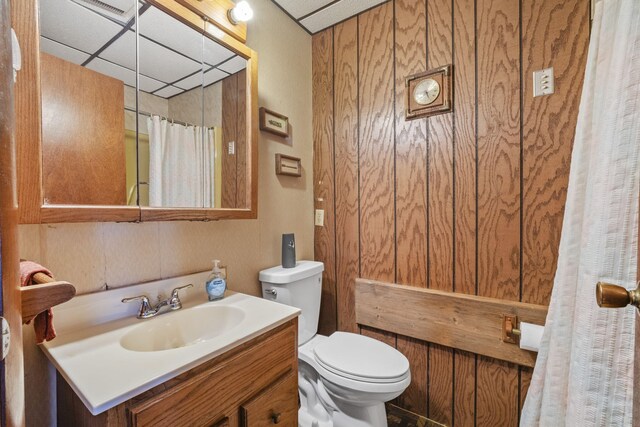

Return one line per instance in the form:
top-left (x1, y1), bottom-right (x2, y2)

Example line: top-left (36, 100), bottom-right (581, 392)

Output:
top-left (205, 39), bottom-right (249, 209)
top-left (39, 0), bottom-right (251, 210)
top-left (39, 0), bottom-right (138, 206)
top-left (137, 2), bottom-right (249, 209)
top-left (134, 1), bottom-right (206, 208)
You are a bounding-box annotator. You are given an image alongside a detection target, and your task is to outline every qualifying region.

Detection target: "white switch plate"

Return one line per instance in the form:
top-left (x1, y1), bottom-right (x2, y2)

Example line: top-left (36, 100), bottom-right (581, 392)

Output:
top-left (533, 67), bottom-right (554, 97)
top-left (314, 209), bottom-right (325, 226)
top-left (228, 141), bottom-right (235, 155)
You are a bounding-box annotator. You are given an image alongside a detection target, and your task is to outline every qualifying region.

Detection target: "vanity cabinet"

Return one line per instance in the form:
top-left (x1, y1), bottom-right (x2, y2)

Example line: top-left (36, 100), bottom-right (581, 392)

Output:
top-left (57, 319), bottom-right (298, 427)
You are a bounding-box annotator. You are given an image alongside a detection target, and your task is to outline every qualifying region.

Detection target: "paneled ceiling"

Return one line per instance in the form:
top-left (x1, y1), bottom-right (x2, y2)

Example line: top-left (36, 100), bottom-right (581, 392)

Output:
top-left (270, 0), bottom-right (390, 34)
top-left (39, 0), bottom-right (247, 99)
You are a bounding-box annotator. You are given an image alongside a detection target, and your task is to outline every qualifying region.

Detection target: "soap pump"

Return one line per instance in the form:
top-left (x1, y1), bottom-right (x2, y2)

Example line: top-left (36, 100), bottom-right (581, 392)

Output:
top-left (205, 260), bottom-right (226, 301)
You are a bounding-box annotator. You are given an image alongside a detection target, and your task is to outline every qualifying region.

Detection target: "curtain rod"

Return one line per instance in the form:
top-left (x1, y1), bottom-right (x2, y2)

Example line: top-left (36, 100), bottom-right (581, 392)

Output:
top-left (124, 107), bottom-right (214, 129)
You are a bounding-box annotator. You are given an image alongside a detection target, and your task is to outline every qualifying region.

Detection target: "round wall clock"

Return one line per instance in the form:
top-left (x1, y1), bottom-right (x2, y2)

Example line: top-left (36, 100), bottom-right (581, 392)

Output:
top-left (413, 78), bottom-right (441, 105)
top-left (405, 64), bottom-right (452, 120)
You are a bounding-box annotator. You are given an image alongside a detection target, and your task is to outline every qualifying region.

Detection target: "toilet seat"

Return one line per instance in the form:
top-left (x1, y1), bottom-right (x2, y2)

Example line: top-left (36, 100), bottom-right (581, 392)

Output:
top-left (299, 333), bottom-right (411, 394)
top-left (314, 332), bottom-right (410, 383)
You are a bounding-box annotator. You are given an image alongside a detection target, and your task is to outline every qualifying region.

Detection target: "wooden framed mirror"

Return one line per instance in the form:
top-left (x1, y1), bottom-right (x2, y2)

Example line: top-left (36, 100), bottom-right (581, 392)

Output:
top-left (14, 0), bottom-right (257, 223)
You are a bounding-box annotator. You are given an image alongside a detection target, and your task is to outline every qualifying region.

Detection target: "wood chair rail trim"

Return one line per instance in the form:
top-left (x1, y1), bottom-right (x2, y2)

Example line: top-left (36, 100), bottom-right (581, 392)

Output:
top-left (355, 278), bottom-right (548, 367)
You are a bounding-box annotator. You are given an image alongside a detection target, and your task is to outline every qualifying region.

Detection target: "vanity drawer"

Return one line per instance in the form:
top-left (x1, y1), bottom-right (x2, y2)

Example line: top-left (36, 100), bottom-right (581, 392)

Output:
top-left (128, 321), bottom-right (297, 427)
top-left (240, 372), bottom-right (297, 426)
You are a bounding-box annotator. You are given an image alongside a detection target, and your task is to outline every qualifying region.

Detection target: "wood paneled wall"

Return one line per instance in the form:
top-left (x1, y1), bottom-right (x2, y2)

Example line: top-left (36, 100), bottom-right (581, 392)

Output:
top-left (221, 69), bottom-right (247, 208)
top-left (312, 0), bottom-right (590, 425)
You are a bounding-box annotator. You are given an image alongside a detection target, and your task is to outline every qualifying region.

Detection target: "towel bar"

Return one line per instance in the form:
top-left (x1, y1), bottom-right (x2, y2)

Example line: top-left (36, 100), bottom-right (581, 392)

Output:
top-left (21, 272), bottom-right (76, 324)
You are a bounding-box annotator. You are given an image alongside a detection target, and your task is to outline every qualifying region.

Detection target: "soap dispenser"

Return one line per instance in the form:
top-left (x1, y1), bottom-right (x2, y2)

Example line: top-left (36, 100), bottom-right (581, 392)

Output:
top-left (205, 260), bottom-right (226, 301)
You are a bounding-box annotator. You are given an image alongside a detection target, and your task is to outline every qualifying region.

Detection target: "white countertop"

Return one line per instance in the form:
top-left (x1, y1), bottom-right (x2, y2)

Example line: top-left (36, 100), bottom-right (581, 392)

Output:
top-left (41, 271), bottom-right (300, 415)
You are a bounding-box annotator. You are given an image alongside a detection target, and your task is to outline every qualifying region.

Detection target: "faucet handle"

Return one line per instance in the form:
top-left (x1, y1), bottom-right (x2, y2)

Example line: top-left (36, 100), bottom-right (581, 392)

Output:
top-left (169, 284), bottom-right (193, 310)
top-left (122, 295), bottom-right (154, 319)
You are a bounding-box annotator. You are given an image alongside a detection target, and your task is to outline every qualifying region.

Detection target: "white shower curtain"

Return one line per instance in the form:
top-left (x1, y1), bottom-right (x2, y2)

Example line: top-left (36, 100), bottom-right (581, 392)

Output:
top-left (147, 116), bottom-right (216, 207)
top-left (521, 0), bottom-right (640, 425)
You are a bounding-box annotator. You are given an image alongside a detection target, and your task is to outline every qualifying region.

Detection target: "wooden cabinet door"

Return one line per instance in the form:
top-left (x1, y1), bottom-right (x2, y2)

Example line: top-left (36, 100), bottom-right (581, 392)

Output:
top-left (240, 372), bottom-right (297, 427)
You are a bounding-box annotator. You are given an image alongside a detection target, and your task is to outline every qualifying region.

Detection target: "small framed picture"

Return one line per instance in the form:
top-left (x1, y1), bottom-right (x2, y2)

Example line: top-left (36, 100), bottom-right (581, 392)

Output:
top-left (259, 107), bottom-right (289, 137)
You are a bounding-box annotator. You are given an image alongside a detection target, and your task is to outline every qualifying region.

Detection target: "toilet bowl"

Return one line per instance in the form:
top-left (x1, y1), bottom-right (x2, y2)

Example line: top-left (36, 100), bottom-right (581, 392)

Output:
top-left (260, 261), bottom-right (411, 427)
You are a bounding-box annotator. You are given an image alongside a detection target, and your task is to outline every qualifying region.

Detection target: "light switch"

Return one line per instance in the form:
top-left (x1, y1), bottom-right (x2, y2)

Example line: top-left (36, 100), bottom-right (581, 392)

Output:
top-left (228, 141), bottom-right (235, 155)
top-left (533, 67), bottom-right (554, 97)
top-left (315, 209), bottom-right (325, 226)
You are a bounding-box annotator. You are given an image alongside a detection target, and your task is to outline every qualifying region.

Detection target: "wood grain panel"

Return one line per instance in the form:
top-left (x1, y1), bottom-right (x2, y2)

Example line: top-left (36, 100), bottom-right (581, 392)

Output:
top-left (313, 0), bottom-right (590, 424)
top-left (334, 18), bottom-right (360, 333)
top-left (356, 279), bottom-right (547, 367)
top-left (520, 0), bottom-right (589, 306)
top-left (476, 0), bottom-right (520, 301)
top-left (41, 54), bottom-right (126, 206)
top-left (519, 0), bottom-right (589, 410)
top-left (312, 28), bottom-right (337, 335)
top-left (396, 335), bottom-right (428, 415)
top-left (476, 0), bottom-right (520, 424)
top-left (476, 356), bottom-right (519, 427)
top-left (426, 0), bottom-right (455, 423)
top-left (452, 0), bottom-right (477, 297)
top-left (454, 350), bottom-right (476, 427)
top-left (393, 0), bottom-right (429, 415)
top-left (12, 0), bottom-right (42, 224)
top-left (452, 0), bottom-right (478, 423)
top-left (221, 73), bottom-right (238, 208)
top-left (358, 2), bottom-right (395, 283)
top-left (394, 0), bottom-right (427, 289)
top-left (236, 68), bottom-right (247, 208)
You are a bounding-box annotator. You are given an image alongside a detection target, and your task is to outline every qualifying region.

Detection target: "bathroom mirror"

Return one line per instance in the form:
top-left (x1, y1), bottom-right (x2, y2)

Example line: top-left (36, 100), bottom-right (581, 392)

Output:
top-left (27, 0), bottom-right (257, 223)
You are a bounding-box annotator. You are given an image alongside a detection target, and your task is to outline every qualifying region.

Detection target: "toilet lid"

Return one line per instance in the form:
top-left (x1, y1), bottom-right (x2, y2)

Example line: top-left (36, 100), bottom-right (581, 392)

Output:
top-left (313, 332), bottom-right (409, 383)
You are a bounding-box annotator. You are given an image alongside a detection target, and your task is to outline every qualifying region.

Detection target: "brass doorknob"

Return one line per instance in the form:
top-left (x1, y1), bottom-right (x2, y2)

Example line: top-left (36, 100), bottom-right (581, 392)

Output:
top-left (596, 282), bottom-right (640, 309)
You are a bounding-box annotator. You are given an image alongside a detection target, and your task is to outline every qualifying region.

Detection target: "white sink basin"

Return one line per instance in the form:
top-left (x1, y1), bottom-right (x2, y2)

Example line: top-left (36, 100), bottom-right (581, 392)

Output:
top-left (40, 271), bottom-right (300, 416)
top-left (120, 305), bottom-right (246, 352)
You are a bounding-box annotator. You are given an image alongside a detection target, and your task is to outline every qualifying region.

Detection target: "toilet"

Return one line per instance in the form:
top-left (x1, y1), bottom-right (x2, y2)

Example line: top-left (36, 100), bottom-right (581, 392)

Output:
top-left (260, 261), bottom-right (410, 427)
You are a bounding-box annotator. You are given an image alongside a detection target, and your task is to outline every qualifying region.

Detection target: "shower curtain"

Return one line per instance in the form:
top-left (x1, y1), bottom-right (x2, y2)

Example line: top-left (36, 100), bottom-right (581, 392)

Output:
top-left (520, 0), bottom-right (640, 425)
top-left (147, 116), bottom-right (216, 207)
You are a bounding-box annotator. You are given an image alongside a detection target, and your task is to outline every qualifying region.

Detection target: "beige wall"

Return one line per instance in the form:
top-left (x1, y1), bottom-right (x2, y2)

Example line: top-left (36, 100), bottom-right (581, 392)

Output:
top-left (20, 1), bottom-right (312, 425)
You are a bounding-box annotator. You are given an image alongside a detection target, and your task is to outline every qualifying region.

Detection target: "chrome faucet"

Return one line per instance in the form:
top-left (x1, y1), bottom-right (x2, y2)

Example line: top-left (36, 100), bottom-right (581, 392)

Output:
top-left (122, 284), bottom-right (193, 319)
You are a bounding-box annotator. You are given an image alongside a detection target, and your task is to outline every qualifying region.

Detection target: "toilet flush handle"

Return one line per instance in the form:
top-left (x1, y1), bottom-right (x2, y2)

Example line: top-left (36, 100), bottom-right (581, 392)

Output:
top-left (265, 288), bottom-right (277, 297)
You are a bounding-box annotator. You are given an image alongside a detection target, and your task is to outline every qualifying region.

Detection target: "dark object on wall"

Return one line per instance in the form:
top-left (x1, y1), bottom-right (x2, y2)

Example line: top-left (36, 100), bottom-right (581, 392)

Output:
top-left (275, 154), bottom-right (302, 177)
top-left (282, 234), bottom-right (296, 268)
top-left (405, 64), bottom-right (452, 120)
top-left (259, 107), bottom-right (289, 137)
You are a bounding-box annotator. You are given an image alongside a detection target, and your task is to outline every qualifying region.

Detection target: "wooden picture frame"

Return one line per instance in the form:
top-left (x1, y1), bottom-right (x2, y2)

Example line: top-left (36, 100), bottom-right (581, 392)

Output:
top-left (259, 107), bottom-right (289, 137)
top-left (405, 64), bottom-right (453, 120)
top-left (275, 154), bottom-right (301, 177)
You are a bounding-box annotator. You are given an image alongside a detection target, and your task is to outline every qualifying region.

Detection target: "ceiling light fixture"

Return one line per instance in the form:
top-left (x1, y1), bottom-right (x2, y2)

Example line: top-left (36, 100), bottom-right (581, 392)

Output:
top-left (228, 1), bottom-right (253, 25)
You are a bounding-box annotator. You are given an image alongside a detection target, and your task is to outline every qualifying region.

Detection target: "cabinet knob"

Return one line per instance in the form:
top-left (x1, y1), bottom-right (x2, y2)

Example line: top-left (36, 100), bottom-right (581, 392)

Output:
top-left (270, 412), bottom-right (281, 424)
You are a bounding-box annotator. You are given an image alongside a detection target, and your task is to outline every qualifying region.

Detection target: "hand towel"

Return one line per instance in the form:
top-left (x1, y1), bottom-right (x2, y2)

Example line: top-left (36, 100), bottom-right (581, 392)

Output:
top-left (20, 260), bottom-right (56, 344)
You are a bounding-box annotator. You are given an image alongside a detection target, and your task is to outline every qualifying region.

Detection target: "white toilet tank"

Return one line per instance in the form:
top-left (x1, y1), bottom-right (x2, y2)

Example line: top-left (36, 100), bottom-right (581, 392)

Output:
top-left (259, 261), bottom-right (324, 345)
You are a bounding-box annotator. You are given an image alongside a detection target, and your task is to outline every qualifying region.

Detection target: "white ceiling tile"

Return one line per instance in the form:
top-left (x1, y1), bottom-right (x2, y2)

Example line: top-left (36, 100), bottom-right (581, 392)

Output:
top-left (40, 37), bottom-right (90, 64)
top-left (97, 30), bottom-right (135, 70)
top-left (174, 72), bottom-right (203, 90)
top-left (299, 0), bottom-right (388, 33)
top-left (40, 0), bottom-right (123, 54)
top-left (272, 0), bottom-right (336, 19)
top-left (217, 56), bottom-right (247, 74)
top-left (139, 6), bottom-right (203, 63)
top-left (139, 75), bottom-right (167, 93)
top-left (204, 69), bottom-right (228, 86)
top-left (86, 58), bottom-right (135, 87)
top-left (154, 86), bottom-right (184, 99)
top-left (203, 37), bottom-right (235, 67)
top-left (100, 30), bottom-right (202, 84)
